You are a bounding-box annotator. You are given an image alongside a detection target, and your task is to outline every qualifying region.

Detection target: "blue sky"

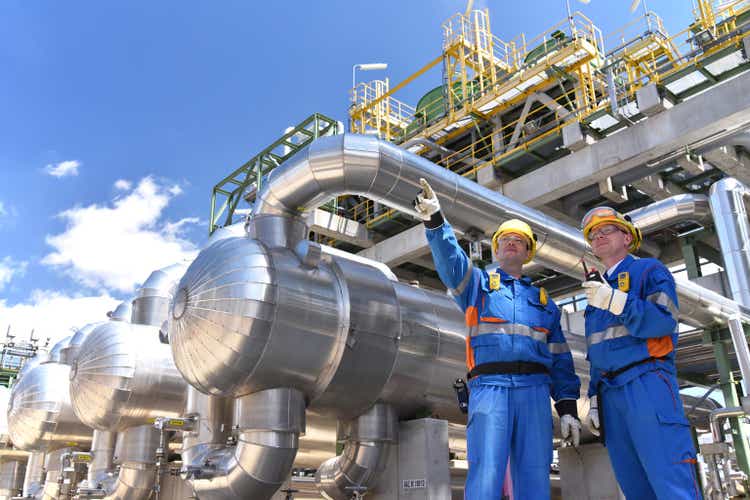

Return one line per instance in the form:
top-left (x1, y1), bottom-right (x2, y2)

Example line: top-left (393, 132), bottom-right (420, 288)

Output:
top-left (0, 0), bottom-right (695, 343)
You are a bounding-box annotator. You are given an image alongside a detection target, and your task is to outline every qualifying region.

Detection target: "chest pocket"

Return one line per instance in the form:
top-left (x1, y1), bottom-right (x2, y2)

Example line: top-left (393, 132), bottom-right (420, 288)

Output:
top-left (527, 295), bottom-right (553, 332)
top-left (480, 288), bottom-right (512, 321)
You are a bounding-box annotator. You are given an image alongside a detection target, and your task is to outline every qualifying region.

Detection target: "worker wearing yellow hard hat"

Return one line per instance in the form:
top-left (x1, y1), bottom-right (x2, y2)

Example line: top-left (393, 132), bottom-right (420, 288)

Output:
top-left (414, 177), bottom-right (580, 500)
top-left (490, 219), bottom-right (538, 264)
top-left (580, 206), bottom-right (700, 499)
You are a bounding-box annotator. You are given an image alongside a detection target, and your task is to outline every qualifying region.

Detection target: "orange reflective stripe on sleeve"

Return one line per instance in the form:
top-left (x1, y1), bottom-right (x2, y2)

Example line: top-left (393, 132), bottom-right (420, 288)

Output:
top-left (532, 326), bottom-right (550, 334)
top-left (465, 336), bottom-right (476, 371)
top-left (647, 335), bottom-right (674, 357)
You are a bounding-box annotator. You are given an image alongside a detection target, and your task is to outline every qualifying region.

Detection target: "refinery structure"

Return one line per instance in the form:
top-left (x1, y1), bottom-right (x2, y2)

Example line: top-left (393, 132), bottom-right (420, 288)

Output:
top-left (7, 1), bottom-right (750, 498)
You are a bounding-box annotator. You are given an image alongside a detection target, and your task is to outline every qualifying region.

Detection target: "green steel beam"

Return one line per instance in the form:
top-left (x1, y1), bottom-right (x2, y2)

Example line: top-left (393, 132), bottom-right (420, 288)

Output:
top-left (210, 113), bottom-right (340, 234)
top-left (680, 236), bottom-right (702, 279)
top-left (712, 329), bottom-right (750, 475)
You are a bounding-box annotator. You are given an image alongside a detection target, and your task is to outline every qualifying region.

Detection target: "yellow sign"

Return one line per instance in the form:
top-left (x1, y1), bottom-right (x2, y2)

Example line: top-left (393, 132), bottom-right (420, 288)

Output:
top-left (168, 419), bottom-right (184, 427)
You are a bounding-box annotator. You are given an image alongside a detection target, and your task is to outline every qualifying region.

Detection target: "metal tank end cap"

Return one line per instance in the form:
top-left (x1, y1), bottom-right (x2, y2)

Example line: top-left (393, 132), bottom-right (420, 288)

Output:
top-left (173, 287), bottom-right (189, 320)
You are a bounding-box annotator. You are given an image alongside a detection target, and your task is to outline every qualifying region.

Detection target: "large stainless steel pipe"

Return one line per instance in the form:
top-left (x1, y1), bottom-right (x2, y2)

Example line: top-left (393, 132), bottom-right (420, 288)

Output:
top-left (315, 403), bottom-right (397, 500)
top-left (627, 194), bottom-right (711, 233)
top-left (709, 177), bottom-right (750, 392)
top-left (86, 430), bottom-right (117, 490)
top-left (38, 447), bottom-right (74, 500)
top-left (103, 425), bottom-right (161, 500)
top-left (0, 459), bottom-right (25, 500)
top-left (21, 452), bottom-right (44, 498)
top-left (249, 134), bottom-right (749, 327)
top-left (709, 178), bottom-right (750, 306)
top-left (186, 388), bottom-right (305, 500)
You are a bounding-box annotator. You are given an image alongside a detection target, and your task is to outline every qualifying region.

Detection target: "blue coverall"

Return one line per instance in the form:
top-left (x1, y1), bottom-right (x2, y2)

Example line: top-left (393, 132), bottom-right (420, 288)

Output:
top-left (585, 254), bottom-right (701, 499)
top-left (426, 220), bottom-right (580, 500)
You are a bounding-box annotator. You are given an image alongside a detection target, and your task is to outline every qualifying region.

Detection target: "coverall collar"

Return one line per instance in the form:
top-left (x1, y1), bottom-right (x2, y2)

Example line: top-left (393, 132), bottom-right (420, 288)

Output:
top-left (605, 254), bottom-right (635, 280)
top-left (496, 267), bottom-right (532, 285)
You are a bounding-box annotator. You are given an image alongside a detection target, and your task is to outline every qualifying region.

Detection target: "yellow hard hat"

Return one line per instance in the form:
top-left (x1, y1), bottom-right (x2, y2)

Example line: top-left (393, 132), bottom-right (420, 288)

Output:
top-left (491, 219), bottom-right (537, 263)
top-left (581, 206), bottom-right (642, 252)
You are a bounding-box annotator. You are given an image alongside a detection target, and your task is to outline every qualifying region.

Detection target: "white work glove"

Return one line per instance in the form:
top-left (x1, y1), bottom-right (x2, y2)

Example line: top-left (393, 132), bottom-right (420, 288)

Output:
top-left (582, 280), bottom-right (627, 315)
top-left (560, 414), bottom-right (581, 447)
top-left (585, 395), bottom-right (600, 436)
top-left (414, 178), bottom-right (441, 221)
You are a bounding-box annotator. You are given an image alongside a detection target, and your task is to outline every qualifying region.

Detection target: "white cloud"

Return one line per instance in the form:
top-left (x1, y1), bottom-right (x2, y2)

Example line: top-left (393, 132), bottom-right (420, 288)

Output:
top-left (45, 160), bottom-right (81, 178)
top-left (0, 290), bottom-right (119, 346)
top-left (0, 257), bottom-right (27, 291)
top-left (114, 179), bottom-right (132, 191)
top-left (0, 202), bottom-right (6, 217)
top-left (42, 176), bottom-right (200, 293)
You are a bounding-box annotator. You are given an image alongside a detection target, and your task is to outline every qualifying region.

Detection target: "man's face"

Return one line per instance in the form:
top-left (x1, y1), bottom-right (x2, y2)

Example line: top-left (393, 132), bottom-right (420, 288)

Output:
top-left (495, 233), bottom-right (531, 267)
top-left (588, 223), bottom-right (632, 261)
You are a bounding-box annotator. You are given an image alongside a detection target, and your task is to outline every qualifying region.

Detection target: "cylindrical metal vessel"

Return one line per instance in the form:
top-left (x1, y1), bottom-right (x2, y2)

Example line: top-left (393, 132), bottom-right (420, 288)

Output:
top-left (59, 323), bottom-right (100, 366)
top-left (169, 236), bottom-right (468, 422)
top-left (7, 363), bottom-right (91, 451)
top-left (46, 336), bottom-right (72, 365)
top-left (132, 262), bottom-right (189, 327)
top-left (0, 459), bottom-right (25, 500)
top-left (170, 237), bottom-right (348, 402)
top-left (70, 321), bottom-right (186, 431)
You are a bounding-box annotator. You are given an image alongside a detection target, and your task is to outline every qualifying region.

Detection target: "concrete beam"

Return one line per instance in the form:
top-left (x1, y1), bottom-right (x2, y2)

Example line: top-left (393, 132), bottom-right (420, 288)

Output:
top-left (630, 174), bottom-right (685, 201)
top-left (309, 209), bottom-right (373, 248)
top-left (503, 72), bottom-right (750, 207)
top-left (598, 176), bottom-right (628, 203)
top-left (703, 146), bottom-right (750, 185)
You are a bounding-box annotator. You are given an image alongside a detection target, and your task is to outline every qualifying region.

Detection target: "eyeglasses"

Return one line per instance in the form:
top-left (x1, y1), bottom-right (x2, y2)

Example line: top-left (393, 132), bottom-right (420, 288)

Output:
top-left (587, 225), bottom-right (625, 241)
top-left (499, 235), bottom-right (527, 246)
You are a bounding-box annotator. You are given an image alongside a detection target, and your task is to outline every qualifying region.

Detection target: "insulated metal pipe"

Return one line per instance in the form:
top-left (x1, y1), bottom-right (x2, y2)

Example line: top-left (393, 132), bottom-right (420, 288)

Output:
top-left (250, 134), bottom-right (750, 327)
top-left (186, 388), bottom-right (306, 500)
top-left (103, 425), bottom-right (161, 500)
top-left (709, 178), bottom-right (750, 389)
top-left (21, 452), bottom-right (44, 498)
top-left (38, 447), bottom-right (74, 500)
top-left (709, 178), bottom-right (750, 306)
top-left (627, 193), bottom-right (711, 233)
top-left (86, 430), bottom-right (117, 489)
top-left (315, 403), bottom-right (397, 500)
top-left (0, 459), bottom-right (26, 500)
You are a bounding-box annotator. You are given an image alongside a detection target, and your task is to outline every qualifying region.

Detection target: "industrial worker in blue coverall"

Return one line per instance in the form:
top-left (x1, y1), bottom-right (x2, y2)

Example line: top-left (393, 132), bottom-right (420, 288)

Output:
top-left (580, 206), bottom-right (701, 499)
top-left (414, 179), bottom-right (581, 500)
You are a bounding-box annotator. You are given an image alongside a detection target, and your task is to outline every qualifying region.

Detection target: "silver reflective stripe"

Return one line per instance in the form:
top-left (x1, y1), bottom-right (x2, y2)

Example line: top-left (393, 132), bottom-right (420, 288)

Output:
top-left (587, 325), bottom-right (630, 347)
top-left (450, 260), bottom-right (474, 296)
top-left (548, 342), bottom-right (570, 354)
top-left (474, 322), bottom-right (548, 343)
top-left (647, 291), bottom-right (678, 320)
